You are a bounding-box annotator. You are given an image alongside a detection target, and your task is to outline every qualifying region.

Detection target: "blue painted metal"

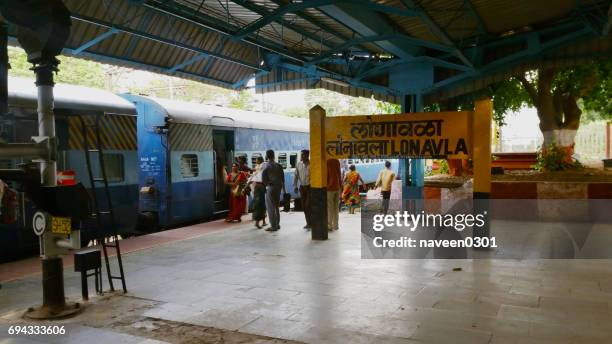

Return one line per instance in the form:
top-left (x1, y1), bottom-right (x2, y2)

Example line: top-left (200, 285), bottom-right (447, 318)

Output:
top-left (73, 28), bottom-right (119, 55)
top-left (249, 77), bottom-right (318, 90)
top-left (399, 0), bottom-right (474, 68)
top-left (229, 0), bottom-right (335, 49)
top-left (166, 53), bottom-right (208, 73)
top-left (392, 63), bottom-right (432, 200)
top-left (56, 44), bottom-right (235, 88)
top-left (464, 0), bottom-right (487, 35)
top-left (232, 69), bottom-right (271, 89)
top-left (319, 4), bottom-right (419, 59)
top-left (234, 0), bottom-right (421, 39)
top-left (276, 62), bottom-right (400, 96)
top-left (424, 23), bottom-right (596, 94)
top-left (120, 94), bottom-right (172, 227)
top-left (71, 13), bottom-right (263, 71)
top-left (144, 0), bottom-right (306, 63)
top-left (235, 128), bottom-right (309, 151)
top-left (306, 34), bottom-right (454, 66)
top-left (390, 62), bottom-right (434, 94)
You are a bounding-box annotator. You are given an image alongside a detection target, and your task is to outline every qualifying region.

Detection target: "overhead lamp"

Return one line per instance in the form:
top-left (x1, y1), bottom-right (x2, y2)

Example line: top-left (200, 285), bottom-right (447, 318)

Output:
top-left (320, 77), bottom-right (350, 87)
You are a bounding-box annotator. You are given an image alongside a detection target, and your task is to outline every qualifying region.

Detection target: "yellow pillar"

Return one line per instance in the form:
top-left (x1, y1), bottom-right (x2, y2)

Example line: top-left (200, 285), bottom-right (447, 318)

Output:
top-left (309, 105), bottom-right (328, 240)
top-left (472, 98), bottom-right (492, 197)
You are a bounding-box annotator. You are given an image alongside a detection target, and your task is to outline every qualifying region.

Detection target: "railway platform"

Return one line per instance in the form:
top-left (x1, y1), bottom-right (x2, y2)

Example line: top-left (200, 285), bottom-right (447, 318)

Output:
top-left (2, 211), bottom-right (612, 343)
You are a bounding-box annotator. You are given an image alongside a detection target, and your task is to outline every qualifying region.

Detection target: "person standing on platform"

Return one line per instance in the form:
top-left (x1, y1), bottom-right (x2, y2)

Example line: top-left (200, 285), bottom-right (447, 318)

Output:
top-left (326, 158), bottom-right (342, 231)
top-left (293, 150), bottom-right (311, 229)
top-left (225, 163), bottom-right (247, 222)
top-left (237, 155), bottom-right (253, 173)
top-left (262, 150), bottom-right (285, 231)
top-left (341, 164), bottom-right (365, 214)
top-left (248, 156), bottom-right (267, 229)
top-left (375, 160), bottom-right (396, 214)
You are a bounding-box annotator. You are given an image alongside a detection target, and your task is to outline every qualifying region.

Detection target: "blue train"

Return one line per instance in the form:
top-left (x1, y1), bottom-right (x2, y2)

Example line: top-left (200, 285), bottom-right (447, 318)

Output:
top-left (0, 77), bottom-right (396, 261)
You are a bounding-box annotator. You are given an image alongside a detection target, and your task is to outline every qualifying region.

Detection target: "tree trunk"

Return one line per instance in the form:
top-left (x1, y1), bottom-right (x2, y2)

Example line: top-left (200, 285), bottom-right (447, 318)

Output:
top-left (519, 68), bottom-right (582, 169)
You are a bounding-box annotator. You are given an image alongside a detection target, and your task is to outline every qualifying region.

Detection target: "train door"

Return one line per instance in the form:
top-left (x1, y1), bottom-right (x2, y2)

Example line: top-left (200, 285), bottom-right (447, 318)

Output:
top-left (212, 129), bottom-right (234, 213)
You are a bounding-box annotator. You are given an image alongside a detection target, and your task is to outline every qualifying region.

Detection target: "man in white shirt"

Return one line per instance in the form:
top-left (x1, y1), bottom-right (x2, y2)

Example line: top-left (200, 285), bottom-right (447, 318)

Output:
top-left (293, 150), bottom-right (311, 229)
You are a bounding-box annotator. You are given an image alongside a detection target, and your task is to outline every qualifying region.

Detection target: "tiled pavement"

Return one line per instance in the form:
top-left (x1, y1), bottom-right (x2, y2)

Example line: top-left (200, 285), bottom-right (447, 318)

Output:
top-left (2, 211), bottom-right (612, 343)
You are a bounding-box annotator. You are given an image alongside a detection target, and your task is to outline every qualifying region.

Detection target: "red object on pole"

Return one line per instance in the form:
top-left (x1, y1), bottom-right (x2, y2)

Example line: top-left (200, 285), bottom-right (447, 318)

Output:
top-left (57, 170), bottom-right (76, 185)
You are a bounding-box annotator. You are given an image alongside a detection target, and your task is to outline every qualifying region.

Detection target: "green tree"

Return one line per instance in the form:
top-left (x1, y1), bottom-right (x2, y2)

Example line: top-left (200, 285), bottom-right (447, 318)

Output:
top-left (8, 47), bottom-right (105, 88)
top-left (437, 60), bottom-right (612, 169)
top-left (375, 99), bottom-right (401, 114)
top-left (228, 90), bottom-right (255, 110)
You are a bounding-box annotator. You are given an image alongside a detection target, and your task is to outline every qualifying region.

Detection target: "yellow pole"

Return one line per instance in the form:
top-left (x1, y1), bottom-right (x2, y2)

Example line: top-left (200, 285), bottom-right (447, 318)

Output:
top-left (472, 98), bottom-right (492, 197)
top-left (472, 98), bottom-right (492, 241)
top-left (309, 105), bottom-right (328, 240)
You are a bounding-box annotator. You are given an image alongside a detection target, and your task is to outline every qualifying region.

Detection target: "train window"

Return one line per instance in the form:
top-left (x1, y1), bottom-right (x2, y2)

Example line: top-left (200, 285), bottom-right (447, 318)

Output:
top-left (348, 159), bottom-right (353, 165)
top-left (251, 152), bottom-right (262, 167)
top-left (180, 154), bottom-right (199, 178)
top-left (97, 154), bottom-right (124, 183)
top-left (278, 153), bottom-right (287, 169)
top-left (289, 153), bottom-right (298, 168)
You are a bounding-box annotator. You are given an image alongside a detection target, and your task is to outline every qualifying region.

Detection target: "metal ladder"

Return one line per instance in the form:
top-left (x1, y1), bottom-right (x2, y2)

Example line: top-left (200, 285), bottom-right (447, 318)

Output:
top-left (78, 114), bottom-right (127, 293)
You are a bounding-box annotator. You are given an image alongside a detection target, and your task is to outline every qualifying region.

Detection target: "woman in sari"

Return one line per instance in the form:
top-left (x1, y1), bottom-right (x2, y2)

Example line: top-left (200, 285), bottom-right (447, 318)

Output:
top-left (341, 164), bottom-right (365, 214)
top-left (247, 156), bottom-right (267, 228)
top-left (225, 163), bottom-right (247, 222)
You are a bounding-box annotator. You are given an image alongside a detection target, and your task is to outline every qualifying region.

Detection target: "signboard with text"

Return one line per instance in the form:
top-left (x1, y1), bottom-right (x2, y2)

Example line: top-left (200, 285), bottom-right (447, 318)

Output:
top-left (324, 111), bottom-right (471, 159)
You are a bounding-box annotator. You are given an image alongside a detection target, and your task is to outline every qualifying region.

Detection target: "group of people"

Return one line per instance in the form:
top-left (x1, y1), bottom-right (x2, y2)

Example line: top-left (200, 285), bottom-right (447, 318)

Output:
top-left (225, 150), bottom-right (284, 231)
top-left (225, 149), bottom-right (397, 231)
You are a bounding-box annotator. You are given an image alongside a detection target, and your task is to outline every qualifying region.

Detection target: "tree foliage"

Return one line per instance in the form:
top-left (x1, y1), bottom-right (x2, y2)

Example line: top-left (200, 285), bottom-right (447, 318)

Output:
top-left (439, 59), bottom-right (612, 129)
top-left (8, 47), bottom-right (105, 88)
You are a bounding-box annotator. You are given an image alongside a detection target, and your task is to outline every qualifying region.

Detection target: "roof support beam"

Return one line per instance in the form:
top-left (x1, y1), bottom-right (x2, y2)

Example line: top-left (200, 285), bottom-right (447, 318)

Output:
top-left (6, 35), bottom-right (234, 88)
top-left (232, 68), bottom-right (273, 89)
top-left (306, 34), bottom-right (455, 66)
top-left (400, 0), bottom-right (474, 68)
top-left (352, 55), bottom-right (472, 81)
top-left (230, 0), bottom-right (334, 49)
top-left (267, 0), bottom-right (352, 42)
top-left (70, 13), bottom-right (263, 71)
top-left (276, 62), bottom-right (399, 95)
top-left (319, 4), bottom-right (420, 59)
top-left (464, 0), bottom-right (487, 35)
top-left (166, 53), bottom-right (208, 73)
top-left (424, 23), bottom-right (595, 94)
top-left (143, 0), bottom-right (306, 63)
top-left (73, 28), bottom-right (119, 55)
top-left (234, 0), bottom-right (420, 39)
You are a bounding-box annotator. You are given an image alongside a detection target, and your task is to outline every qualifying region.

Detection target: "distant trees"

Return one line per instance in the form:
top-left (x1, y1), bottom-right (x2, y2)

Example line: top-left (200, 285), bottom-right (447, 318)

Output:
top-left (8, 46), bottom-right (105, 88)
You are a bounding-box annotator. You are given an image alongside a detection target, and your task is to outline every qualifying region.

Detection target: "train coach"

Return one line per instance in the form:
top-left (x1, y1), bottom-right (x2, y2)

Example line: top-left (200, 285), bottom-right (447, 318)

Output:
top-left (121, 95), bottom-right (310, 229)
top-left (1, 77), bottom-right (139, 261)
top-left (1, 78), bottom-right (397, 261)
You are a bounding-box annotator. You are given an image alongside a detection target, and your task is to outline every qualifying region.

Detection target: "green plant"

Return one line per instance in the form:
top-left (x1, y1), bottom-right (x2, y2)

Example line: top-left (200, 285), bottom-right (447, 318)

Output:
top-left (439, 160), bottom-right (450, 174)
top-left (533, 144), bottom-right (582, 171)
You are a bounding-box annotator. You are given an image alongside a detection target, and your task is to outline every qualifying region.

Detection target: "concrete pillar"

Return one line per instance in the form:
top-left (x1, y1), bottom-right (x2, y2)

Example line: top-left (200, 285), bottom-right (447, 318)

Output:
top-left (309, 105), bottom-right (328, 240)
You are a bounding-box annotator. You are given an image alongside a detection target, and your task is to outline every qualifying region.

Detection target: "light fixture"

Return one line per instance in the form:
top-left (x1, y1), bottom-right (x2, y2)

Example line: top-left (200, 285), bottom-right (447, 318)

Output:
top-left (320, 77), bottom-right (350, 87)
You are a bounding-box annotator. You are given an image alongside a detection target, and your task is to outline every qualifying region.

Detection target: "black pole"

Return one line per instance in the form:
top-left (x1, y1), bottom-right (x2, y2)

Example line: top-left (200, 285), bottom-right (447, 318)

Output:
top-left (0, 22), bottom-right (8, 116)
top-left (42, 257), bottom-right (66, 312)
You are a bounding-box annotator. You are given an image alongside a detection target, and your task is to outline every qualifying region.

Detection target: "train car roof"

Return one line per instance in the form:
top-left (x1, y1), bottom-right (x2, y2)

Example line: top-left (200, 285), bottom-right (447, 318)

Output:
top-left (146, 96), bottom-right (309, 133)
top-left (7, 77), bottom-right (136, 115)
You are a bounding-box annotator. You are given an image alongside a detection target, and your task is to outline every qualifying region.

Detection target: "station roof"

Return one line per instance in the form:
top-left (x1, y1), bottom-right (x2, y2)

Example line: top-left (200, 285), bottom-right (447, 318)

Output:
top-left (3, 0), bottom-right (611, 103)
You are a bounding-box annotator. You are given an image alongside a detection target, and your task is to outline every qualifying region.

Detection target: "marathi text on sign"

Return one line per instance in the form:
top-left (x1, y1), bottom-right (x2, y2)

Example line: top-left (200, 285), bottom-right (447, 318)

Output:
top-left (324, 112), bottom-right (471, 159)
